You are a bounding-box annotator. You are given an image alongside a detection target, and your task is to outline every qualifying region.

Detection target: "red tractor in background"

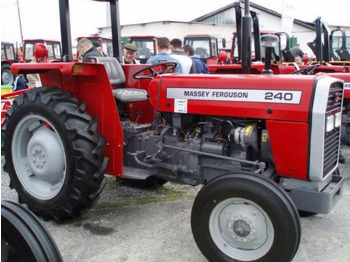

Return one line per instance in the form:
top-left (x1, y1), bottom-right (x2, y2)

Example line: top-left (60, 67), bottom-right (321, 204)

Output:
top-left (21, 39), bottom-right (62, 63)
top-left (1, 42), bottom-right (19, 86)
top-left (2, 0), bottom-right (346, 261)
top-left (127, 35), bottom-right (158, 63)
top-left (183, 34), bottom-right (220, 65)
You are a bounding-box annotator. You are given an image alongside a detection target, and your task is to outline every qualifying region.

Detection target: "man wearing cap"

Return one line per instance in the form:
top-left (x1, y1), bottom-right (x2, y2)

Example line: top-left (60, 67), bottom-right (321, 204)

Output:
top-left (123, 43), bottom-right (140, 64)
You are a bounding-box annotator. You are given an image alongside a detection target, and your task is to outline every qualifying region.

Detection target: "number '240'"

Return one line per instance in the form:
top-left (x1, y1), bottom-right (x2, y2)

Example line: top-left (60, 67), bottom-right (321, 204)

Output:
top-left (264, 92), bottom-right (293, 101)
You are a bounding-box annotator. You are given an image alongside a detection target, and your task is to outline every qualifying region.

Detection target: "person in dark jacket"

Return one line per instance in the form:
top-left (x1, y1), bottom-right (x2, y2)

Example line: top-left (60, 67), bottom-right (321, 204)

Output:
top-left (290, 43), bottom-right (304, 58)
top-left (183, 44), bottom-right (209, 74)
top-left (77, 38), bottom-right (102, 61)
top-left (13, 74), bottom-right (28, 91)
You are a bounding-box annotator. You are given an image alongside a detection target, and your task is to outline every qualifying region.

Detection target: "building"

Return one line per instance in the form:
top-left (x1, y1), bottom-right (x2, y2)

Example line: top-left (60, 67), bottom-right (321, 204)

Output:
top-left (98, 1), bottom-right (349, 59)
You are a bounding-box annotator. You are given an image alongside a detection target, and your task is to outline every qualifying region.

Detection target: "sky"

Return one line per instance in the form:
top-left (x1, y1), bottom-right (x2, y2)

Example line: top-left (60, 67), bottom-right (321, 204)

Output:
top-left (1, 0), bottom-right (349, 44)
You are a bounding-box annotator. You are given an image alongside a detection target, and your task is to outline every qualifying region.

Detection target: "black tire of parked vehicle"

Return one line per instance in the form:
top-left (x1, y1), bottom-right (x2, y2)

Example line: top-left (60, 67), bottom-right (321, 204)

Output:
top-left (1, 200), bottom-right (63, 262)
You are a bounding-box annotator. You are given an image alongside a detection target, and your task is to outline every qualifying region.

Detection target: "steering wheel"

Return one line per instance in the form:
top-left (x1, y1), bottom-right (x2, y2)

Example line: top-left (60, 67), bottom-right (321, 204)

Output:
top-left (133, 62), bottom-right (177, 79)
top-left (291, 64), bottom-right (319, 75)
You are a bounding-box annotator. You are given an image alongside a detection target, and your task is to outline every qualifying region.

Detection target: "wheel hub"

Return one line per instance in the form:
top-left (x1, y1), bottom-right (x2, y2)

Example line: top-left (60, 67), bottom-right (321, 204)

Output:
top-left (31, 145), bottom-right (47, 169)
top-left (2, 71), bottom-right (11, 83)
top-left (27, 126), bottom-right (65, 184)
top-left (213, 200), bottom-right (273, 252)
top-left (225, 215), bottom-right (257, 245)
top-left (232, 219), bottom-right (251, 238)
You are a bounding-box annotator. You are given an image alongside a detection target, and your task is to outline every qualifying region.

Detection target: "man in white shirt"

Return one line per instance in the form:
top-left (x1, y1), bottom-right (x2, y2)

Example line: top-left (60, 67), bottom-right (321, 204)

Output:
top-left (169, 38), bottom-right (196, 74)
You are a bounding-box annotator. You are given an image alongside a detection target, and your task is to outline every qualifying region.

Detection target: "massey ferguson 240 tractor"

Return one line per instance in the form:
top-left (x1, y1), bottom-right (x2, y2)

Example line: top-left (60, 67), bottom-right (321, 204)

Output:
top-left (2, 0), bottom-right (345, 261)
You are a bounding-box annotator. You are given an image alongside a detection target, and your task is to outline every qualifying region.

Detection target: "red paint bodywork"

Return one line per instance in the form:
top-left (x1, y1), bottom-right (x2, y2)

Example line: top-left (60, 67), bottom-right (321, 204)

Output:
top-left (326, 73), bottom-right (350, 99)
top-left (11, 62), bottom-right (124, 176)
top-left (148, 74), bottom-right (318, 181)
top-left (8, 61), bottom-right (333, 181)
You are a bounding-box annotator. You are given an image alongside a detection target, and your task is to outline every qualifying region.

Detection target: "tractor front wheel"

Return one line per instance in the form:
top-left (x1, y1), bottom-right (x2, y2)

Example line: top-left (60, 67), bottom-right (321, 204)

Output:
top-left (1, 64), bottom-right (15, 86)
top-left (3, 87), bottom-right (107, 221)
top-left (191, 173), bottom-right (301, 262)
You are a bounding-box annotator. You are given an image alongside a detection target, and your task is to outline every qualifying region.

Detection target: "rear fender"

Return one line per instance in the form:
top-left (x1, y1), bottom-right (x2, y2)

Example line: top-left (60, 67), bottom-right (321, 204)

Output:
top-left (11, 62), bottom-right (124, 177)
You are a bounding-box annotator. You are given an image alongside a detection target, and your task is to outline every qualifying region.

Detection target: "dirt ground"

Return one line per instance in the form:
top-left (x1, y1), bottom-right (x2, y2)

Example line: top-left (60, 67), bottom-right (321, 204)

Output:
top-left (1, 146), bottom-right (350, 262)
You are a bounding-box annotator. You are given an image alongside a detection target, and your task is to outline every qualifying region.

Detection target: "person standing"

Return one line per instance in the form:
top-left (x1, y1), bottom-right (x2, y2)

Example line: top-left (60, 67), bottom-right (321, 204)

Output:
top-left (13, 74), bottom-right (28, 91)
top-left (26, 43), bottom-right (47, 87)
top-left (170, 38), bottom-right (196, 74)
top-left (290, 43), bottom-right (304, 58)
top-left (146, 37), bottom-right (182, 73)
top-left (77, 38), bottom-right (102, 61)
top-left (183, 44), bottom-right (209, 74)
top-left (122, 43), bottom-right (140, 64)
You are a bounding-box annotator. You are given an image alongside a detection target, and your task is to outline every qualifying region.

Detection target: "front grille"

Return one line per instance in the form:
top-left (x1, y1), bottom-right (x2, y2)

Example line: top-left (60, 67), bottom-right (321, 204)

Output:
top-left (327, 84), bottom-right (343, 111)
top-left (323, 128), bottom-right (340, 176)
top-left (323, 82), bottom-right (343, 177)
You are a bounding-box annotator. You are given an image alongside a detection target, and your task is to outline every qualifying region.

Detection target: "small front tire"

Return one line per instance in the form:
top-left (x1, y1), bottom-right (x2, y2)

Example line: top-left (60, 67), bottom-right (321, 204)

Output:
top-left (191, 173), bottom-right (301, 262)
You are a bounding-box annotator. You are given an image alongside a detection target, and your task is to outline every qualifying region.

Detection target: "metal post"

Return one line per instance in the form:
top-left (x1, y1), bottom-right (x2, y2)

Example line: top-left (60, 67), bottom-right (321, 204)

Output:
top-left (58, 0), bottom-right (73, 61)
top-left (241, 0), bottom-right (252, 74)
top-left (16, 0), bottom-right (23, 43)
top-left (109, 0), bottom-right (122, 62)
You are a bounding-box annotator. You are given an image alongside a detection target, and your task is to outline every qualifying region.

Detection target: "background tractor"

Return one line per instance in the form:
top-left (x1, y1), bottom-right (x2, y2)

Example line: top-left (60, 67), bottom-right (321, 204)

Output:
top-left (1, 41), bottom-right (18, 86)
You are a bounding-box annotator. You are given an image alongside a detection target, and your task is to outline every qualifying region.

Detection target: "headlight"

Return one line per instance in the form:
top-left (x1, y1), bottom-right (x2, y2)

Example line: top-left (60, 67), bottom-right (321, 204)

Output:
top-left (326, 114), bottom-right (334, 132)
top-left (334, 112), bottom-right (342, 128)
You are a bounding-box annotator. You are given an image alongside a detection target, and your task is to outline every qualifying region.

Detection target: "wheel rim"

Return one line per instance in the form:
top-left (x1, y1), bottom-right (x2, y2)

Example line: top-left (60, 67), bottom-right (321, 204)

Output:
top-left (2, 69), bottom-right (13, 85)
top-left (209, 197), bottom-right (274, 261)
top-left (11, 114), bottom-right (66, 200)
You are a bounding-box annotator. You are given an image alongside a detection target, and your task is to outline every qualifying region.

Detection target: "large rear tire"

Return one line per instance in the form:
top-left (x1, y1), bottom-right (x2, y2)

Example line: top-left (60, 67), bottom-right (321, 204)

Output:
top-left (1, 200), bottom-right (63, 262)
top-left (191, 173), bottom-right (301, 262)
top-left (3, 87), bottom-right (107, 221)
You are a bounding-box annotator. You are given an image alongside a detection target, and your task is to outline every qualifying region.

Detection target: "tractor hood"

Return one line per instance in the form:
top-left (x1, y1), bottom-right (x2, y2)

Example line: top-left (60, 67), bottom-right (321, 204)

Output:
top-left (148, 74), bottom-right (326, 122)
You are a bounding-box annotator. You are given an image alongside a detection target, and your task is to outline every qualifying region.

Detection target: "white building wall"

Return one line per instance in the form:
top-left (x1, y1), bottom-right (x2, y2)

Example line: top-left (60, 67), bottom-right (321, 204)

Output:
top-left (99, 13), bottom-right (349, 59)
top-left (100, 20), bottom-right (316, 55)
top-left (101, 22), bottom-right (235, 50)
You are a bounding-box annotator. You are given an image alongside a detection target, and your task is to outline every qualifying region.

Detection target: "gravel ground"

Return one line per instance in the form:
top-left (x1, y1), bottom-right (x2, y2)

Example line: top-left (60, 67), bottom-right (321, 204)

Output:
top-left (1, 146), bottom-right (350, 262)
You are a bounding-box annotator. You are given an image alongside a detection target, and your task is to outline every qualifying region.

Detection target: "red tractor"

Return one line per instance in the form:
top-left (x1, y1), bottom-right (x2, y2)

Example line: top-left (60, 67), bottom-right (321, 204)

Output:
top-left (127, 35), bottom-right (158, 63)
top-left (2, 0), bottom-right (345, 261)
top-left (21, 39), bottom-right (62, 63)
top-left (183, 34), bottom-right (220, 65)
top-left (1, 41), bottom-right (18, 86)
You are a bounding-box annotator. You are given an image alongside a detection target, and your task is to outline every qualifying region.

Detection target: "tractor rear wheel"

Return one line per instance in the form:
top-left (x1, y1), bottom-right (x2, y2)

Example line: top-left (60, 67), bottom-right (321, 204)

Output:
top-left (191, 173), bottom-right (301, 262)
top-left (3, 87), bottom-right (107, 221)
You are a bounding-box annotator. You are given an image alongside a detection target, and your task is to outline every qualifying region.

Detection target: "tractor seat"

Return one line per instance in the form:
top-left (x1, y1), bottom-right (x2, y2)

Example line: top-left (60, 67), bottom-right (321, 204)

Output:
top-left (89, 56), bottom-right (126, 85)
top-left (89, 56), bottom-right (148, 103)
top-left (112, 89), bottom-right (148, 103)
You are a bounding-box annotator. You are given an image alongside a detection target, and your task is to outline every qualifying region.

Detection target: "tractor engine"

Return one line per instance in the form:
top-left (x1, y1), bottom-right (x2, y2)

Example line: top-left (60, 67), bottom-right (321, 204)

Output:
top-left (122, 113), bottom-right (268, 185)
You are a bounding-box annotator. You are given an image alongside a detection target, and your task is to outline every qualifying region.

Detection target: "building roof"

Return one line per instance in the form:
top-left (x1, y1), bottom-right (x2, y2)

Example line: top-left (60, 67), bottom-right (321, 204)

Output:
top-left (191, 0), bottom-right (315, 30)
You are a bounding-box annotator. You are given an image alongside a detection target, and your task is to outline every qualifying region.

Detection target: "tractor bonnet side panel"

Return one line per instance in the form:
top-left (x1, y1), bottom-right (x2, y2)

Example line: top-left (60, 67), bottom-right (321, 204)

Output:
top-left (149, 74), bottom-right (315, 122)
top-left (266, 120), bottom-right (309, 180)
